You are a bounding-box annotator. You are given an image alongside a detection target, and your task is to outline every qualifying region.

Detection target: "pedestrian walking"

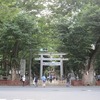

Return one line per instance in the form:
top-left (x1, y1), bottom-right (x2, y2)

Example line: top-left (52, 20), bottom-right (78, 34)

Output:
top-left (49, 74), bottom-right (52, 83)
top-left (41, 75), bottom-right (46, 87)
top-left (66, 73), bottom-right (71, 87)
top-left (33, 75), bottom-right (38, 87)
top-left (22, 75), bottom-right (26, 86)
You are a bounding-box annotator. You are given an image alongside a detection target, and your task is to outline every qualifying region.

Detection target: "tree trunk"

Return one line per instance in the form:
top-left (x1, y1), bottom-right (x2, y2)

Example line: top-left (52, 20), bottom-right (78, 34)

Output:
top-left (11, 40), bottom-right (19, 81)
top-left (11, 67), bottom-right (16, 81)
top-left (82, 37), bottom-right (100, 85)
top-left (82, 69), bottom-right (96, 86)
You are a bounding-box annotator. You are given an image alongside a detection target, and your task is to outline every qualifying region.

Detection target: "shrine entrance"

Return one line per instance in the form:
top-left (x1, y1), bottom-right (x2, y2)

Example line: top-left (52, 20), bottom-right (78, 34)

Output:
top-left (35, 53), bottom-right (68, 78)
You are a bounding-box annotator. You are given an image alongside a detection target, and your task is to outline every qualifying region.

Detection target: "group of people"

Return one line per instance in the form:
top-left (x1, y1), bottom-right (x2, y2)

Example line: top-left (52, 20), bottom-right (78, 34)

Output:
top-left (20, 74), bottom-right (47, 87)
top-left (33, 74), bottom-right (72, 87)
top-left (33, 75), bottom-right (47, 87)
top-left (20, 73), bottom-right (72, 87)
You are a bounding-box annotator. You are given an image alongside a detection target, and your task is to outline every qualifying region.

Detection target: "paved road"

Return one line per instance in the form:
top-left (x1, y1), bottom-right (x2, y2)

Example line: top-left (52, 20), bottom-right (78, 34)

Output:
top-left (0, 86), bottom-right (100, 100)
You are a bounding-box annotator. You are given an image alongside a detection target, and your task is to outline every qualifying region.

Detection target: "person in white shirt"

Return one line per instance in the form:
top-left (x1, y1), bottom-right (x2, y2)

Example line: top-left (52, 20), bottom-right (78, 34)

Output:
top-left (22, 75), bottom-right (26, 86)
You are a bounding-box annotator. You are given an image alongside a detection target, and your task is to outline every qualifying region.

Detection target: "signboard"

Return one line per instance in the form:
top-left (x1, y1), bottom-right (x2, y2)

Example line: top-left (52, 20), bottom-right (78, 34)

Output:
top-left (43, 62), bottom-right (61, 66)
top-left (20, 59), bottom-right (26, 76)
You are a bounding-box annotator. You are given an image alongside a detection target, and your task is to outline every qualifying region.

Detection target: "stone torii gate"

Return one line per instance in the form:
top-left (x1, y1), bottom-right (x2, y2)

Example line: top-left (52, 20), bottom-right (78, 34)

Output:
top-left (35, 53), bottom-right (68, 78)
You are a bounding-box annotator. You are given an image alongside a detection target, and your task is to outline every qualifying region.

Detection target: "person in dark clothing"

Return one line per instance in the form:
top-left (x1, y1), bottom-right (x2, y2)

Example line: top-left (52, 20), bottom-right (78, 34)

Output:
top-left (49, 74), bottom-right (52, 83)
top-left (66, 73), bottom-right (71, 87)
top-left (34, 75), bottom-right (38, 87)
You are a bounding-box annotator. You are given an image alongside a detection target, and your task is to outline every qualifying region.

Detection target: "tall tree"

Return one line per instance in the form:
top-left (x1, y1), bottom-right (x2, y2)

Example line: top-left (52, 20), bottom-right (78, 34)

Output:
top-left (56, 4), bottom-right (100, 85)
top-left (0, 14), bottom-right (39, 80)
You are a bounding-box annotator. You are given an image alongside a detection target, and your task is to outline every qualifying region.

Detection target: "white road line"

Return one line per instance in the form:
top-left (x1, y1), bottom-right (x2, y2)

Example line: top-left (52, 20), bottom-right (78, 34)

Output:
top-left (13, 99), bottom-right (34, 100)
top-left (0, 99), bottom-right (35, 100)
top-left (87, 90), bottom-right (92, 91)
top-left (26, 99), bottom-right (35, 100)
top-left (0, 99), bottom-right (7, 100)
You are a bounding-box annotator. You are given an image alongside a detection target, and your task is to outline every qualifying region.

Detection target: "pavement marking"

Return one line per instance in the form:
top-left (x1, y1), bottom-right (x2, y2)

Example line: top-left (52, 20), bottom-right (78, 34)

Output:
top-left (0, 99), bottom-right (7, 100)
top-left (26, 99), bottom-right (35, 100)
top-left (0, 99), bottom-right (36, 100)
top-left (87, 90), bottom-right (92, 91)
top-left (41, 99), bottom-right (46, 100)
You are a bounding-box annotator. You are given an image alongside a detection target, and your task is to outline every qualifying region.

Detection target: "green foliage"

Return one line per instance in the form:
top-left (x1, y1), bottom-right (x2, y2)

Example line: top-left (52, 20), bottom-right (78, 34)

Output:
top-left (55, 3), bottom-right (100, 74)
top-left (0, 0), bottom-right (100, 77)
top-left (0, 66), bottom-right (8, 75)
top-left (0, 13), bottom-right (40, 70)
top-left (16, 0), bottom-right (45, 15)
top-left (0, 0), bottom-right (19, 22)
top-left (37, 16), bottom-right (61, 52)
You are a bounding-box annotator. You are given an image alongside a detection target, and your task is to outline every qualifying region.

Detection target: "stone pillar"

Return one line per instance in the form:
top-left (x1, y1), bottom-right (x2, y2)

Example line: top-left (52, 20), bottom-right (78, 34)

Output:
top-left (60, 55), bottom-right (63, 78)
top-left (20, 59), bottom-right (26, 76)
top-left (40, 54), bottom-right (43, 78)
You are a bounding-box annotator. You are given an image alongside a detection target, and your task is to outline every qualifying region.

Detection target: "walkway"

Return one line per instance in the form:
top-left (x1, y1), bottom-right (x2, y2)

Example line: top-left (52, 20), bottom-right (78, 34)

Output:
top-left (0, 86), bottom-right (100, 100)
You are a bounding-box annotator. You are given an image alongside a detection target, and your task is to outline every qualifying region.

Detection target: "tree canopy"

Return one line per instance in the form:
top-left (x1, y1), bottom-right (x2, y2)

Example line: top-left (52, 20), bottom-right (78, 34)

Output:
top-left (0, 0), bottom-right (100, 83)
